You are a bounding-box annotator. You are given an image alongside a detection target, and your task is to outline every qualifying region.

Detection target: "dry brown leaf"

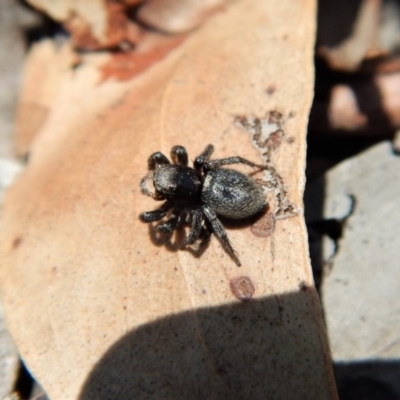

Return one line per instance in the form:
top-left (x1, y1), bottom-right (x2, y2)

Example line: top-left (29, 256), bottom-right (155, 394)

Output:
top-left (14, 40), bottom-right (80, 156)
top-left (0, 0), bottom-right (338, 399)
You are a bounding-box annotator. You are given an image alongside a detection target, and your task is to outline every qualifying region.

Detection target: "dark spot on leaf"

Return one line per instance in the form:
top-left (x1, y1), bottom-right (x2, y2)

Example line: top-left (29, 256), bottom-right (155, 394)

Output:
top-left (251, 213), bottom-right (275, 237)
top-left (230, 276), bottom-right (255, 301)
top-left (266, 84), bottom-right (276, 95)
top-left (12, 236), bottom-right (23, 249)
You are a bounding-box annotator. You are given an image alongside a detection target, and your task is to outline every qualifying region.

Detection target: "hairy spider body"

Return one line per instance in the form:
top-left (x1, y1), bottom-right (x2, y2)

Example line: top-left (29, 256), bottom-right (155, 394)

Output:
top-left (202, 169), bottom-right (265, 219)
top-left (139, 144), bottom-right (268, 266)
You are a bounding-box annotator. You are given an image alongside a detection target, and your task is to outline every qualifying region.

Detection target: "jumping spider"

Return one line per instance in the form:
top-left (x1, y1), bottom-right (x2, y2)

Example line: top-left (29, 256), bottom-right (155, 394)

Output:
top-left (139, 144), bottom-right (269, 266)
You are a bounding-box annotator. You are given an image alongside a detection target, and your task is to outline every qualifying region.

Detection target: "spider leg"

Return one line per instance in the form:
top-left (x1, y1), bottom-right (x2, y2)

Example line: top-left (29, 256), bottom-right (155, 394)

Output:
top-left (139, 201), bottom-right (173, 223)
top-left (198, 222), bottom-right (212, 246)
top-left (202, 205), bottom-right (241, 266)
top-left (171, 146), bottom-right (188, 166)
top-left (157, 211), bottom-right (181, 233)
top-left (204, 156), bottom-right (268, 171)
top-left (184, 209), bottom-right (204, 245)
top-left (148, 152), bottom-right (170, 170)
top-left (194, 144), bottom-right (214, 171)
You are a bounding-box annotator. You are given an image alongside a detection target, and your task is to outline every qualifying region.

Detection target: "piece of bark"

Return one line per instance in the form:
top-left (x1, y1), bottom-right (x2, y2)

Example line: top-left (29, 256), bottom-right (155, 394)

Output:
top-left (318, 142), bottom-right (400, 397)
top-left (0, 1), bottom-right (337, 399)
top-left (0, 303), bottom-right (19, 400)
top-left (0, 0), bottom-right (28, 397)
top-left (0, 0), bottom-right (25, 158)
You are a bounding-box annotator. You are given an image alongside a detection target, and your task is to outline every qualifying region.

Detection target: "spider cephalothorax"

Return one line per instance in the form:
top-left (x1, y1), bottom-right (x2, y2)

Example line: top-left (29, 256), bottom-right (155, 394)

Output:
top-left (139, 144), bottom-right (268, 266)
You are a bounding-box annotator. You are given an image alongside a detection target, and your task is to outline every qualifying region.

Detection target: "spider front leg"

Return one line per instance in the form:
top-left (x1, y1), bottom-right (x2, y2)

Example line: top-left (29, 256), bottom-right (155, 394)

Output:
top-left (139, 201), bottom-right (173, 223)
top-left (157, 211), bottom-right (181, 233)
top-left (171, 146), bottom-right (188, 166)
top-left (147, 151), bottom-right (170, 170)
top-left (141, 151), bottom-right (171, 199)
top-left (194, 144), bottom-right (214, 171)
top-left (198, 224), bottom-right (212, 246)
top-left (204, 156), bottom-right (268, 171)
top-left (202, 205), bottom-right (241, 266)
top-left (184, 209), bottom-right (204, 245)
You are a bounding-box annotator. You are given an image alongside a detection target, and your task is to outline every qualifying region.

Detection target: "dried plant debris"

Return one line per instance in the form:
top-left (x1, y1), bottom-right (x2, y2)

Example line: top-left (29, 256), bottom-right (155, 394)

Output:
top-left (235, 111), bottom-right (299, 220)
top-left (25, 0), bottom-right (233, 50)
top-left (235, 111), bottom-right (284, 159)
top-left (318, 0), bottom-right (381, 71)
top-left (318, 0), bottom-right (400, 72)
top-left (312, 1), bottom-right (400, 134)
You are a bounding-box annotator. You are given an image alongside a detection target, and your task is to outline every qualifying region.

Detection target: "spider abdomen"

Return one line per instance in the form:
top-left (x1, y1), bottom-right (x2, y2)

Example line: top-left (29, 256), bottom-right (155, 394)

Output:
top-left (202, 169), bottom-right (266, 219)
